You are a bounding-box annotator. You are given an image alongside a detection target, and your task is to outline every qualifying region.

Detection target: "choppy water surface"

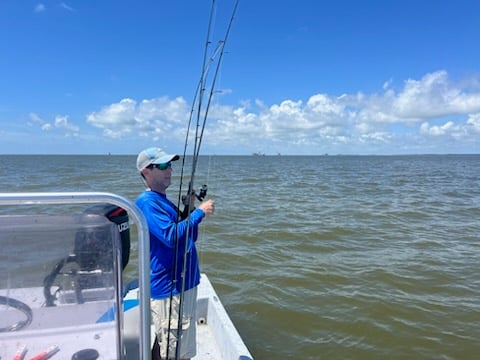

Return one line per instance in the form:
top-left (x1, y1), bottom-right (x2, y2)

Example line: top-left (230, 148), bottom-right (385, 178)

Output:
top-left (1, 154), bottom-right (479, 359)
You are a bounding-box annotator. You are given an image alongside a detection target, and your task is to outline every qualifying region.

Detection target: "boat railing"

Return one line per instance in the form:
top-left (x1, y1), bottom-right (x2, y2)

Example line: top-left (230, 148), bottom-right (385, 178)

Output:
top-left (0, 192), bottom-right (150, 360)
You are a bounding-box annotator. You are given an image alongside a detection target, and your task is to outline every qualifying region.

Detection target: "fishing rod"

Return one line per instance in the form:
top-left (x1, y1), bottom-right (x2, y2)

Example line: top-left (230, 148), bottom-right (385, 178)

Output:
top-left (169, 0), bottom-right (240, 358)
top-left (163, 0), bottom-right (239, 359)
top-left (191, 0), bottom-right (239, 163)
top-left (165, 2), bottom-right (218, 355)
top-left (165, 1), bottom-right (218, 356)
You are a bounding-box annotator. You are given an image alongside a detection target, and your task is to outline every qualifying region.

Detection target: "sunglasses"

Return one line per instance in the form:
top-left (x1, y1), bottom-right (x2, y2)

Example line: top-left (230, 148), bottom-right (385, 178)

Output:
top-left (149, 162), bottom-right (172, 170)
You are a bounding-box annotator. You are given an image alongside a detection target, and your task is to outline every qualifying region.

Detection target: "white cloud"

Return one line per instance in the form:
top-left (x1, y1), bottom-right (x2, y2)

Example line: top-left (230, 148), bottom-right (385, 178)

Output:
top-left (420, 121), bottom-right (456, 137)
top-left (54, 115), bottom-right (79, 133)
top-left (34, 3), bottom-right (45, 13)
top-left (466, 113), bottom-right (480, 133)
top-left (392, 71), bottom-right (480, 119)
top-left (29, 112), bottom-right (44, 124)
top-left (359, 131), bottom-right (393, 144)
top-left (34, 114), bottom-right (79, 135)
top-left (86, 96), bottom-right (190, 140)
top-left (60, 2), bottom-right (75, 12)
top-left (81, 70), bottom-right (480, 154)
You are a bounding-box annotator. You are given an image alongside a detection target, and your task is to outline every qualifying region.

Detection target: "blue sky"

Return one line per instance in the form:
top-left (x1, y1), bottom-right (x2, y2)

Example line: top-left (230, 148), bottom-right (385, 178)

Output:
top-left (1, 0), bottom-right (479, 155)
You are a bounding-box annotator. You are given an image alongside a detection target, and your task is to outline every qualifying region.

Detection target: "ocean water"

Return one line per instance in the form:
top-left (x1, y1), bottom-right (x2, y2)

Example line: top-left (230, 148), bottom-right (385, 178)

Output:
top-left (1, 154), bottom-right (480, 359)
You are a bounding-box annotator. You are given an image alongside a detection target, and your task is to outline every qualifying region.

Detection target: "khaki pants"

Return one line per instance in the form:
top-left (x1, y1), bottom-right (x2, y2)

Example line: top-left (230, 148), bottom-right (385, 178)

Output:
top-left (151, 287), bottom-right (197, 359)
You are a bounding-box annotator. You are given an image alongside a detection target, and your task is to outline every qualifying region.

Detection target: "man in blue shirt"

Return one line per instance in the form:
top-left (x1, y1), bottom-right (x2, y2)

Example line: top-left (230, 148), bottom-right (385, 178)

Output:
top-left (135, 147), bottom-right (215, 359)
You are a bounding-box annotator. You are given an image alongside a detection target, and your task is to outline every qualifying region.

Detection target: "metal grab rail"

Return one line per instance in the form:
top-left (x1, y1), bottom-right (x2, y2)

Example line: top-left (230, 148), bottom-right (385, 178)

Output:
top-left (0, 192), bottom-right (150, 360)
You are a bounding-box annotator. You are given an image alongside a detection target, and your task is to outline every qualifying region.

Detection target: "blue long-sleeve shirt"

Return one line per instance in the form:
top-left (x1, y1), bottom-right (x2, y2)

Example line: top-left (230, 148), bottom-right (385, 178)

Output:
top-left (136, 190), bottom-right (205, 298)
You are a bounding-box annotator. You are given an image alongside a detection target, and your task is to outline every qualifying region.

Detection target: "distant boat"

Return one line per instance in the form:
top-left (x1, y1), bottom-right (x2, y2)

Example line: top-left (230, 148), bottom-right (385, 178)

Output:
top-left (252, 152), bottom-right (265, 156)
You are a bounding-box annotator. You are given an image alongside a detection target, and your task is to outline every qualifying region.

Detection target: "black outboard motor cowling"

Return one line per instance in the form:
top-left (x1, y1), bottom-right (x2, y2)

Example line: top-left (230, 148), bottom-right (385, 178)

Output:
top-left (75, 204), bottom-right (130, 271)
top-left (44, 204), bottom-right (131, 306)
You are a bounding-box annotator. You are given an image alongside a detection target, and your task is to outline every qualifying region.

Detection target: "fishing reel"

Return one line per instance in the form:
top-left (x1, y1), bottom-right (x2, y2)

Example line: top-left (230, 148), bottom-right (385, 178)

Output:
top-left (180, 184), bottom-right (208, 220)
top-left (182, 184), bottom-right (208, 204)
top-left (196, 184), bottom-right (208, 201)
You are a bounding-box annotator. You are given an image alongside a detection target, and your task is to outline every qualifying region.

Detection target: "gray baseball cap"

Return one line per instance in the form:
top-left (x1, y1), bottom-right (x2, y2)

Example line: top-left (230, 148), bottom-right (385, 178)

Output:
top-left (136, 147), bottom-right (180, 171)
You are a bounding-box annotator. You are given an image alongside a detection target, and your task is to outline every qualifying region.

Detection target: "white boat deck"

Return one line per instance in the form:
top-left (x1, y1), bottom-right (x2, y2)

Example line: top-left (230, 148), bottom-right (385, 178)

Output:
top-left (195, 274), bottom-right (252, 360)
top-left (124, 273), bottom-right (253, 360)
